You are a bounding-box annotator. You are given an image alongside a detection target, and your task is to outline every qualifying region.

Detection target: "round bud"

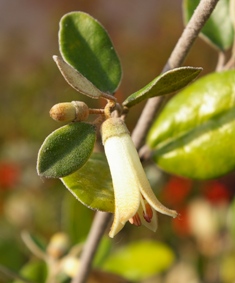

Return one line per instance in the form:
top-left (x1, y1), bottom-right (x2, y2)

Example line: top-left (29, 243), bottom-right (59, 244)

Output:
top-left (46, 232), bottom-right (70, 259)
top-left (61, 256), bottom-right (80, 278)
top-left (49, 101), bottom-right (89, 122)
top-left (71, 101), bottom-right (89, 121)
top-left (50, 102), bottom-right (76, 122)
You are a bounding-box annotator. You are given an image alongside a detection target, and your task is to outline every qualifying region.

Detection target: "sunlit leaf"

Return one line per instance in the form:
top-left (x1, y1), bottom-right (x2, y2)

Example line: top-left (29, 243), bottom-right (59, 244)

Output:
top-left (59, 11), bottom-right (122, 94)
top-left (61, 153), bottom-right (114, 212)
top-left (220, 253), bottom-right (235, 283)
top-left (183, 0), bottom-right (234, 50)
top-left (147, 70), bottom-right (235, 179)
top-left (37, 122), bottom-right (96, 178)
top-left (102, 240), bottom-right (175, 281)
top-left (123, 67), bottom-right (202, 108)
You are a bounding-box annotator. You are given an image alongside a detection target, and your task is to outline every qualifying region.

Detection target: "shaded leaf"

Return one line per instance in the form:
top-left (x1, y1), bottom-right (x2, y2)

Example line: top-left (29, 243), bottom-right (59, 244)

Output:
top-left (93, 236), bottom-right (112, 268)
top-left (102, 240), bottom-right (175, 281)
top-left (123, 67), bottom-right (202, 108)
top-left (62, 193), bottom-right (93, 243)
top-left (183, 0), bottom-right (234, 50)
top-left (37, 122), bottom-right (96, 178)
top-left (147, 70), bottom-right (235, 179)
top-left (53, 56), bottom-right (105, 99)
top-left (59, 12), bottom-right (122, 94)
top-left (61, 153), bottom-right (114, 212)
top-left (227, 197), bottom-right (235, 240)
top-left (13, 260), bottom-right (47, 283)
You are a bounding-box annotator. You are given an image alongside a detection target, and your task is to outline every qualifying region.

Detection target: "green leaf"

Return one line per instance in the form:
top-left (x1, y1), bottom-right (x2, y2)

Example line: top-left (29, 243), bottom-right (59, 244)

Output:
top-left (37, 122), bottom-right (96, 178)
top-left (183, 0), bottom-right (234, 50)
top-left (62, 193), bottom-right (93, 243)
top-left (123, 67), bottom-right (202, 108)
top-left (61, 153), bottom-right (114, 212)
top-left (93, 237), bottom-right (112, 268)
top-left (59, 11), bottom-right (122, 94)
top-left (147, 70), bottom-right (235, 180)
top-left (13, 260), bottom-right (47, 283)
top-left (102, 240), bottom-right (175, 281)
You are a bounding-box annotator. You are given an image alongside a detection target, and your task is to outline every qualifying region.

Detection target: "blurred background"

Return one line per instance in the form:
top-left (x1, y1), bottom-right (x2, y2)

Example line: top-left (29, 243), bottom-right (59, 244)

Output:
top-left (1, 1), bottom-right (235, 282)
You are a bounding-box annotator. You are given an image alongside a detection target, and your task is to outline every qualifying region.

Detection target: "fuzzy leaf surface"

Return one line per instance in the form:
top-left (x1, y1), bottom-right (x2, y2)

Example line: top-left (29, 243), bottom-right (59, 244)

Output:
top-left (147, 70), bottom-right (235, 180)
top-left (123, 67), bottom-right (202, 108)
top-left (183, 0), bottom-right (234, 50)
top-left (37, 122), bottom-right (96, 178)
top-left (61, 153), bottom-right (114, 212)
top-left (59, 11), bottom-right (122, 94)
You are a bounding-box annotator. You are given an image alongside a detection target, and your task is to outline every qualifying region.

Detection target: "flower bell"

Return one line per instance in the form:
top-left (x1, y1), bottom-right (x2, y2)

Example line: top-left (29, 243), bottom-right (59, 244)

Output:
top-left (101, 117), bottom-right (178, 238)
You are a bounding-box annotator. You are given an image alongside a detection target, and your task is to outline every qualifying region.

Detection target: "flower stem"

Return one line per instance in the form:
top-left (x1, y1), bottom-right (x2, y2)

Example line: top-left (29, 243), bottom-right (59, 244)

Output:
top-left (0, 264), bottom-right (34, 283)
top-left (71, 212), bottom-right (112, 283)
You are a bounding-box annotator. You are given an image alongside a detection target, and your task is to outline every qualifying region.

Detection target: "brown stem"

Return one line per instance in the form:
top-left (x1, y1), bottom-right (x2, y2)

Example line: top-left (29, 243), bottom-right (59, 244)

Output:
top-left (71, 212), bottom-right (112, 283)
top-left (216, 51), bottom-right (227, 71)
top-left (0, 264), bottom-right (34, 283)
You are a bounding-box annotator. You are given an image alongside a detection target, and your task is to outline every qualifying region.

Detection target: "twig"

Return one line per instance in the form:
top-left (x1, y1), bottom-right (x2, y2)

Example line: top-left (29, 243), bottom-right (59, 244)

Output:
top-left (0, 264), bottom-right (35, 283)
top-left (71, 1), bottom-right (219, 283)
top-left (71, 212), bottom-right (112, 283)
top-left (131, 0), bottom-right (220, 149)
top-left (216, 51), bottom-right (226, 71)
top-left (21, 230), bottom-right (47, 261)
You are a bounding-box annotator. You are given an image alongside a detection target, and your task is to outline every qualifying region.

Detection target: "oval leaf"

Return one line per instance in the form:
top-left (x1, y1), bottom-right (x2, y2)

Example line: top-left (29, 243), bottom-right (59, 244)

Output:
top-left (61, 153), bottom-right (114, 212)
top-left (37, 122), bottom-right (96, 178)
top-left (102, 240), bottom-right (175, 281)
top-left (147, 70), bottom-right (235, 180)
top-left (59, 12), bottom-right (122, 94)
top-left (183, 0), bottom-right (234, 50)
top-left (53, 56), bottom-right (105, 99)
top-left (123, 67), bottom-right (202, 108)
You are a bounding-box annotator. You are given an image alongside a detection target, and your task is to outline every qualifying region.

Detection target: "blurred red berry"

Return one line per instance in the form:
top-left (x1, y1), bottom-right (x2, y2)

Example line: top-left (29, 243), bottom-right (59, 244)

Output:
top-left (172, 208), bottom-right (190, 237)
top-left (0, 162), bottom-right (20, 189)
top-left (162, 176), bottom-right (192, 206)
top-left (203, 181), bottom-right (231, 204)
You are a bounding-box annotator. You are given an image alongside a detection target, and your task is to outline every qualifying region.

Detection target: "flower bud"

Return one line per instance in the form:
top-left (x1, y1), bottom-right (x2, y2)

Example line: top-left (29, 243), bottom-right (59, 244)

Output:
top-left (46, 232), bottom-right (70, 259)
top-left (49, 101), bottom-right (89, 122)
top-left (60, 256), bottom-right (80, 278)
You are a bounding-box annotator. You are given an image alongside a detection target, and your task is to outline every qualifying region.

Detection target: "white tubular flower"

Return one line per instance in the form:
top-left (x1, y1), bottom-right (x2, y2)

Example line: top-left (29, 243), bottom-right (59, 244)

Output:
top-left (101, 117), bottom-right (178, 238)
